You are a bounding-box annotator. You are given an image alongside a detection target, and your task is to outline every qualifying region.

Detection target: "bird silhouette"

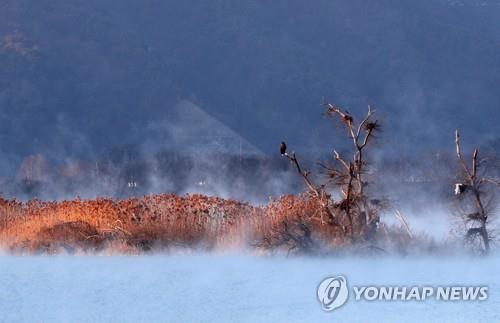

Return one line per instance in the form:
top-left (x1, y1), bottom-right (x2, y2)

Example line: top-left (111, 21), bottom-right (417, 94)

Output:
top-left (280, 142), bottom-right (287, 155)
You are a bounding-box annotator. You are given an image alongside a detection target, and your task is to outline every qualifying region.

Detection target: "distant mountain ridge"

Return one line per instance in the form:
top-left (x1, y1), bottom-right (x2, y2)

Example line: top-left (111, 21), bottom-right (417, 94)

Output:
top-left (0, 0), bottom-right (499, 168)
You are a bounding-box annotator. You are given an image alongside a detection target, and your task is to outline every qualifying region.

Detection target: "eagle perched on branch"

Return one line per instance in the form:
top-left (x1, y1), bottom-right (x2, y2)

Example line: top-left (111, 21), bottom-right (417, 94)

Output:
top-left (454, 183), bottom-right (468, 195)
top-left (280, 142), bottom-right (287, 155)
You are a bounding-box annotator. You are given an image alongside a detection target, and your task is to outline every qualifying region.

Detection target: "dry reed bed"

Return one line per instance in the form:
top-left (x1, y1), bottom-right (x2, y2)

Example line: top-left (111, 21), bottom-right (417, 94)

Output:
top-left (0, 194), bottom-right (347, 254)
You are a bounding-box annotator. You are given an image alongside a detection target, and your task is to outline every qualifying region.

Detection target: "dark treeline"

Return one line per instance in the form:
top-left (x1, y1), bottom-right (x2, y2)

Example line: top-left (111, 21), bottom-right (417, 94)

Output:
top-left (0, 149), bottom-right (302, 202)
top-left (1, 141), bottom-right (497, 203)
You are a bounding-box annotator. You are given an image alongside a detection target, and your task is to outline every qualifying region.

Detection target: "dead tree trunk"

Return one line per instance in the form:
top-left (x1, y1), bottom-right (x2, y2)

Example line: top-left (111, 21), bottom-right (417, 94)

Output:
top-left (325, 104), bottom-right (381, 236)
top-left (454, 130), bottom-right (499, 254)
top-left (280, 104), bottom-right (383, 243)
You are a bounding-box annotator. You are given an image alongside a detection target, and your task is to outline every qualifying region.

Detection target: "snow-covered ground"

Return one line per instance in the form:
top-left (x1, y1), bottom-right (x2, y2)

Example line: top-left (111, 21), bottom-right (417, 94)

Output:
top-left (0, 255), bottom-right (498, 322)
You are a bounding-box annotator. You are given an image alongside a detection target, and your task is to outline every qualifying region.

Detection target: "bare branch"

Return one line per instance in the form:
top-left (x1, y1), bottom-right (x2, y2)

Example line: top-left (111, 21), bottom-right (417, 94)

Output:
top-left (325, 104), bottom-right (357, 145)
top-left (455, 129), bottom-right (473, 179)
top-left (333, 150), bottom-right (350, 171)
top-left (360, 124), bottom-right (376, 149)
top-left (480, 178), bottom-right (500, 186)
top-left (472, 148), bottom-right (478, 180)
top-left (394, 210), bottom-right (413, 239)
top-left (356, 105), bottom-right (373, 141)
top-left (283, 152), bottom-right (320, 197)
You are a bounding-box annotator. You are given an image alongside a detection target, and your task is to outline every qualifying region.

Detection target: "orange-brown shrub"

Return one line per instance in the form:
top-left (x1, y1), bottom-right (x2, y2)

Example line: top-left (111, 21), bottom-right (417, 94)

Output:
top-left (251, 195), bottom-right (349, 254)
top-left (0, 194), bottom-right (351, 254)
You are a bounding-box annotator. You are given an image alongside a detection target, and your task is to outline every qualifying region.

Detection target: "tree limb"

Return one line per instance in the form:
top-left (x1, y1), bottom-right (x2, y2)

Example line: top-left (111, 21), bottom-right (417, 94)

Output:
top-left (284, 153), bottom-right (320, 197)
top-left (455, 129), bottom-right (473, 180)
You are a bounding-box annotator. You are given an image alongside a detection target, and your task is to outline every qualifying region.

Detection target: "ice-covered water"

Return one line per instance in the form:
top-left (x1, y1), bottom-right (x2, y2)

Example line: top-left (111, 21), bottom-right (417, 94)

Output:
top-left (0, 255), bottom-right (498, 322)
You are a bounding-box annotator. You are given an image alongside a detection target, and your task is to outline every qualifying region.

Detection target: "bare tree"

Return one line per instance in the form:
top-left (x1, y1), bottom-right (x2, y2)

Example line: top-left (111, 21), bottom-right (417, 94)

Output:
top-left (281, 104), bottom-right (382, 241)
top-left (454, 130), bottom-right (500, 254)
top-left (323, 104), bottom-right (382, 237)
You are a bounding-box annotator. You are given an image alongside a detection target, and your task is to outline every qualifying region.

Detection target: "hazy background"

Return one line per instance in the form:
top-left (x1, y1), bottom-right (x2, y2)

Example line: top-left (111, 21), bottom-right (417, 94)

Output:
top-left (1, 0), bottom-right (500, 159)
top-left (0, 0), bottom-right (499, 202)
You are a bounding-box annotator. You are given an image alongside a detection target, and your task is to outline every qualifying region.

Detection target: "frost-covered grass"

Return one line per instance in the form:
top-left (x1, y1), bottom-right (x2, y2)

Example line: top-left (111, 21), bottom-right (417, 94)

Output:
top-left (0, 254), bottom-right (498, 322)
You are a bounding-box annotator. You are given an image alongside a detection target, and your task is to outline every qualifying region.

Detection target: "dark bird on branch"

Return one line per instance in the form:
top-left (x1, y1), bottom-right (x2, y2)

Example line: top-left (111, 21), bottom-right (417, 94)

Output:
top-left (280, 142), bottom-right (287, 155)
top-left (365, 121), bottom-right (380, 131)
top-left (343, 114), bottom-right (353, 123)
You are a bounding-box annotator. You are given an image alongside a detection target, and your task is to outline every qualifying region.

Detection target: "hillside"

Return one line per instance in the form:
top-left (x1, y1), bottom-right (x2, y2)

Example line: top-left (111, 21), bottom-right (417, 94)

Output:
top-left (1, 0), bottom-right (499, 168)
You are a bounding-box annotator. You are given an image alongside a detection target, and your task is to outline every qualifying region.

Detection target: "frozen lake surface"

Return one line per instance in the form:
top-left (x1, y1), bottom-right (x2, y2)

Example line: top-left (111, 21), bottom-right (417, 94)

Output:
top-left (0, 255), bottom-right (498, 322)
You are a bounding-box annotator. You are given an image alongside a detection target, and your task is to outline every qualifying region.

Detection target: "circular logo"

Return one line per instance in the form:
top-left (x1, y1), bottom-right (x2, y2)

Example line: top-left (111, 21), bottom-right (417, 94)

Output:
top-left (317, 275), bottom-right (349, 311)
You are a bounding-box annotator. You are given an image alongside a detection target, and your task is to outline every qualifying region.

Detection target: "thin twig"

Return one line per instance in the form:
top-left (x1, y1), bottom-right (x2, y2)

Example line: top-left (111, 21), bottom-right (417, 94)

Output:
top-left (394, 210), bottom-right (413, 239)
